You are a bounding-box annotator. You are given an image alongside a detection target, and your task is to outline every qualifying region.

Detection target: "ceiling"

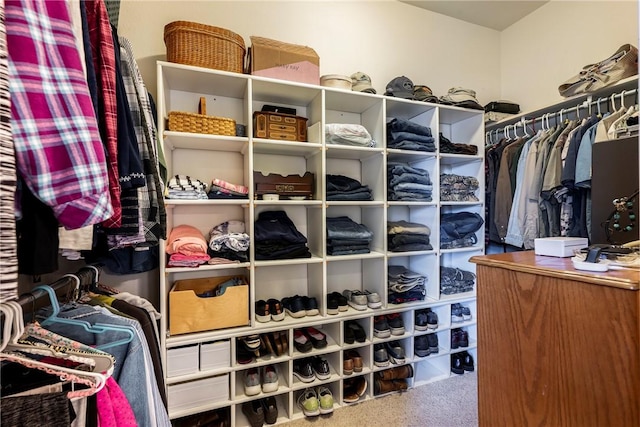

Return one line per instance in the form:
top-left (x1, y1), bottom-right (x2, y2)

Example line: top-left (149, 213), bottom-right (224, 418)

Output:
top-left (400, 1), bottom-right (549, 31)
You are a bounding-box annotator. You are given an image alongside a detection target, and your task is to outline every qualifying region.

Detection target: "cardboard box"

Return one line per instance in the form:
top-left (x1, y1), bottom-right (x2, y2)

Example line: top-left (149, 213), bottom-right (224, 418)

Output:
top-left (248, 36), bottom-right (319, 85)
top-left (534, 237), bottom-right (589, 258)
top-left (169, 276), bottom-right (249, 335)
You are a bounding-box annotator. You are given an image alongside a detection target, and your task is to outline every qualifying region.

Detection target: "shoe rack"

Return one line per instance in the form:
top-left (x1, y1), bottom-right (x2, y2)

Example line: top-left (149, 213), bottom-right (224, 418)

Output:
top-left (157, 61), bottom-right (484, 425)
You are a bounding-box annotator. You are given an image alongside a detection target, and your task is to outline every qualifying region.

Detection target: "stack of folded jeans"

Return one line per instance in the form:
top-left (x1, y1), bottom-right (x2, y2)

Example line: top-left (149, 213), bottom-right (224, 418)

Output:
top-left (387, 265), bottom-right (426, 304)
top-left (207, 220), bottom-right (250, 263)
top-left (439, 133), bottom-right (478, 155)
top-left (326, 216), bottom-right (373, 255)
top-left (387, 220), bottom-right (432, 252)
top-left (386, 118), bottom-right (436, 152)
top-left (326, 175), bottom-right (372, 201)
top-left (254, 211), bottom-right (311, 260)
top-left (440, 211), bottom-right (484, 249)
top-left (440, 267), bottom-right (476, 295)
top-left (440, 174), bottom-right (479, 202)
top-left (388, 162), bottom-right (433, 201)
top-left (167, 175), bottom-right (208, 199)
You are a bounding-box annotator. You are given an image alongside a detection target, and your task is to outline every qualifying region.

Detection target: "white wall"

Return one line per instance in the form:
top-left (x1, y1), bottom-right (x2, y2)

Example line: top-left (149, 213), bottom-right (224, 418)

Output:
top-left (500, 0), bottom-right (639, 112)
top-left (118, 0), bottom-right (502, 106)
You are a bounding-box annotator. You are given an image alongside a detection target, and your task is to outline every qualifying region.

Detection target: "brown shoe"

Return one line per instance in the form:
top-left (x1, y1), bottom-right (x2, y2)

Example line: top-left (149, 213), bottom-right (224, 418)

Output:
top-left (270, 332), bottom-right (283, 356)
top-left (392, 379), bottom-right (408, 391)
top-left (261, 334), bottom-right (274, 356)
top-left (374, 379), bottom-right (396, 395)
top-left (343, 357), bottom-right (354, 375)
top-left (375, 364), bottom-right (413, 381)
top-left (346, 350), bottom-right (363, 373)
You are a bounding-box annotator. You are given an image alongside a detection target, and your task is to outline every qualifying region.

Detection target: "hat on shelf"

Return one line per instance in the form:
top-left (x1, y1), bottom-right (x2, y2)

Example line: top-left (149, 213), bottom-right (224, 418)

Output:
top-left (413, 85), bottom-right (439, 103)
top-left (351, 72), bottom-right (376, 94)
top-left (385, 76), bottom-right (414, 99)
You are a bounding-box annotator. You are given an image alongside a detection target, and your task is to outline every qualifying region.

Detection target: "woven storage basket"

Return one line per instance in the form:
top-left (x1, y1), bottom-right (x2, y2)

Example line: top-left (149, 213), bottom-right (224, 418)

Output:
top-left (164, 20), bottom-right (245, 73)
top-left (168, 97), bottom-right (236, 136)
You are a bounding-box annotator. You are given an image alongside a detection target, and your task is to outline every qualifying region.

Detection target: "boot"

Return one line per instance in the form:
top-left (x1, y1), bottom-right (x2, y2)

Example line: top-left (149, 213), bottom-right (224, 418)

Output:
top-left (375, 364), bottom-right (414, 380)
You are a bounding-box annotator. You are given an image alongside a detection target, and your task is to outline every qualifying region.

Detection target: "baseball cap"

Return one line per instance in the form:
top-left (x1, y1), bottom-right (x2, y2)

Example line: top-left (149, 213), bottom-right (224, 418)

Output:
top-left (351, 72), bottom-right (376, 94)
top-left (385, 76), bottom-right (414, 99)
top-left (414, 85), bottom-right (439, 103)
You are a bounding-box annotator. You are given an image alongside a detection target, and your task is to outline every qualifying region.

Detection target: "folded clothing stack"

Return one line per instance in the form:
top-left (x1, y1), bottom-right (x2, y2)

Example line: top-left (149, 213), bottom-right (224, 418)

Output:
top-left (439, 133), bottom-right (478, 155)
top-left (440, 173), bottom-right (479, 202)
top-left (167, 175), bottom-right (208, 199)
top-left (207, 220), bottom-right (250, 263)
top-left (326, 216), bottom-right (373, 256)
top-left (439, 87), bottom-right (483, 110)
top-left (387, 162), bottom-right (433, 201)
top-left (387, 220), bottom-right (432, 252)
top-left (387, 265), bottom-right (426, 304)
top-left (207, 178), bottom-right (249, 199)
top-left (254, 211), bottom-right (311, 260)
top-left (326, 174), bottom-right (372, 201)
top-left (165, 224), bottom-right (210, 267)
top-left (386, 118), bottom-right (435, 152)
top-left (440, 267), bottom-right (476, 295)
top-left (325, 123), bottom-right (375, 147)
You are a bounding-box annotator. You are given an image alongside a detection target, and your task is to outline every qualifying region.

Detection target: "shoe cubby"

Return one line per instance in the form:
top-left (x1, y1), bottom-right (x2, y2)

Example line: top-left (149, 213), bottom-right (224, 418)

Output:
top-left (158, 62), bottom-right (484, 423)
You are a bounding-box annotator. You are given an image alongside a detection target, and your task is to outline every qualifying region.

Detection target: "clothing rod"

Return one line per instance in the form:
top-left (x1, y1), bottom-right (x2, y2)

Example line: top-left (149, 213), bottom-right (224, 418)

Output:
top-left (488, 88), bottom-right (637, 136)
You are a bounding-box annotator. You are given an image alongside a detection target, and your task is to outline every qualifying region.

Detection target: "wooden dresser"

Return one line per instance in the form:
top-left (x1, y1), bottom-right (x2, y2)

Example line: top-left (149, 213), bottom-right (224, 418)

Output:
top-left (470, 251), bottom-right (640, 427)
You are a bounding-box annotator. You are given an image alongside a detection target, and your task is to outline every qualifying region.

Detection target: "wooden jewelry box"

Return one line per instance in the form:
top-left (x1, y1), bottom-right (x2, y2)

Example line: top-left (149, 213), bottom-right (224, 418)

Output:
top-left (253, 171), bottom-right (314, 200)
top-left (253, 111), bottom-right (308, 142)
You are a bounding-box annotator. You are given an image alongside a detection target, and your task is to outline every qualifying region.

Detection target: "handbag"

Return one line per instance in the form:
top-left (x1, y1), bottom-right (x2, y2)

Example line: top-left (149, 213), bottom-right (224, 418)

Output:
top-left (558, 44), bottom-right (638, 98)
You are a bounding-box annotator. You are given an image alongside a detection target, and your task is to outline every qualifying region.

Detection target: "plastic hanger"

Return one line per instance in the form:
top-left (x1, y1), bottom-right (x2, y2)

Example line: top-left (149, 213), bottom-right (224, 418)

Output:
top-left (33, 283), bottom-right (134, 351)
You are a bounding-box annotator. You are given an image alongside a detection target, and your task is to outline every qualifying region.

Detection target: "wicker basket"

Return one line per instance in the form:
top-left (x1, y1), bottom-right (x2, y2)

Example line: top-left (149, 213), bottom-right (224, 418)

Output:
top-left (168, 97), bottom-right (236, 136)
top-left (164, 20), bottom-right (245, 73)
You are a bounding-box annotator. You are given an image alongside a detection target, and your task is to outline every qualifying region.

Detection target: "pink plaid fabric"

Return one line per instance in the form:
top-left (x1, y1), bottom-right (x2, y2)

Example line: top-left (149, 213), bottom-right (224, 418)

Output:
top-left (7, 0), bottom-right (112, 229)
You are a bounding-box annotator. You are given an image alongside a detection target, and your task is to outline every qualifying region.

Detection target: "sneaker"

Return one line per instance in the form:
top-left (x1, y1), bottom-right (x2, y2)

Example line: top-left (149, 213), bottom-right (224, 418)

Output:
top-left (374, 343), bottom-right (390, 367)
top-left (458, 329), bottom-right (469, 348)
top-left (311, 356), bottom-right (331, 380)
top-left (461, 351), bottom-right (475, 372)
top-left (304, 327), bottom-right (327, 349)
top-left (374, 315), bottom-right (391, 338)
top-left (426, 309), bottom-right (439, 330)
top-left (451, 328), bottom-right (461, 349)
top-left (255, 300), bottom-right (270, 323)
top-left (461, 305), bottom-right (472, 321)
top-left (261, 396), bottom-right (278, 424)
top-left (293, 358), bottom-right (315, 383)
top-left (297, 388), bottom-right (320, 417)
top-left (267, 298), bottom-right (285, 321)
top-left (386, 313), bottom-right (405, 336)
top-left (363, 290), bottom-right (382, 309)
top-left (282, 296), bottom-right (306, 318)
top-left (451, 303), bottom-right (463, 323)
top-left (415, 309), bottom-right (429, 331)
top-left (343, 289), bottom-right (368, 311)
top-left (293, 329), bottom-right (313, 353)
top-left (329, 291), bottom-right (349, 312)
top-left (242, 400), bottom-right (265, 427)
top-left (385, 341), bottom-right (406, 365)
top-left (414, 334), bottom-right (431, 357)
top-left (302, 296), bottom-right (319, 316)
top-left (316, 386), bottom-right (334, 414)
top-left (244, 367), bottom-right (261, 396)
top-left (262, 365), bottom-right (279, 393)
top-left (451, 352), bottom-right (465, 375)
top-left (427, 333), bottom-right (439, 354)
top-left (326, 294), bottom-right (339, 315)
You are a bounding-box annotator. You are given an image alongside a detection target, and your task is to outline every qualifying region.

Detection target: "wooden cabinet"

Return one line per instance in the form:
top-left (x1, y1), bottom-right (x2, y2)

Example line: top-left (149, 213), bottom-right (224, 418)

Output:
top-left (470, 251), bottom-right (640, 427)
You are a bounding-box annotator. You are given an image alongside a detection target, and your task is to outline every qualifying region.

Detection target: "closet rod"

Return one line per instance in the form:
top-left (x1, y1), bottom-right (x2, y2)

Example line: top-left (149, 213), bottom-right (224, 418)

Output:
top-left (490, 88), bottom-right (637, 137)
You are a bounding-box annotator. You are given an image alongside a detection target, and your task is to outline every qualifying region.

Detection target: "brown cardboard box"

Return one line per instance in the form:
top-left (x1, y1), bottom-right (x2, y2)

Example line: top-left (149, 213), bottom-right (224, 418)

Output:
top-left (248, 36), bottom-right (319, 85)
top-left (169, 276), bottom-right (249, 335)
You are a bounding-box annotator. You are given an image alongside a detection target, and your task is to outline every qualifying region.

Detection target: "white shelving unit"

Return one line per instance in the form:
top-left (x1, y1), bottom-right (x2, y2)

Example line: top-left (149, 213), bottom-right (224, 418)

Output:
top-left (157, 61), bottom-right (484, 425)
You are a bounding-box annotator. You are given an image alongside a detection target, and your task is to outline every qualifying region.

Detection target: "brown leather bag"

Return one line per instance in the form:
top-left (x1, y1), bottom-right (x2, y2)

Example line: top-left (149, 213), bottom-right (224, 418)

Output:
top-left (558, 44), bottom-right (638, 97)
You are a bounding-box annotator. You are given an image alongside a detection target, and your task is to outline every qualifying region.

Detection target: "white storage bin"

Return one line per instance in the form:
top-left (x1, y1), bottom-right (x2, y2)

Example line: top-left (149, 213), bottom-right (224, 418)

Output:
top-left (200, 340), bottom-right (231, 371)
top-left (167, 374), bottom-right (229, 413)
top-left (167, 344), bottom-right (199, 377)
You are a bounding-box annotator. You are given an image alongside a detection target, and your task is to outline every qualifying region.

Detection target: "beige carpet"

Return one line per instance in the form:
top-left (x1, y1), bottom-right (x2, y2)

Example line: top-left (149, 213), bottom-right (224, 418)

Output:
top-left (283, 372), bottom-right (478, 427)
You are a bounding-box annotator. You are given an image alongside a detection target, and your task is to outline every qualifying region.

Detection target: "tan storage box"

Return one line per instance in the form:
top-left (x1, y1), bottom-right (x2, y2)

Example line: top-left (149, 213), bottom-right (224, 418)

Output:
top-left (253, 111), bottom-right (308, 142)
top-left (169, 276), bottom-right (249, 335)
top-left (248, 36), bottom-right (319, 85)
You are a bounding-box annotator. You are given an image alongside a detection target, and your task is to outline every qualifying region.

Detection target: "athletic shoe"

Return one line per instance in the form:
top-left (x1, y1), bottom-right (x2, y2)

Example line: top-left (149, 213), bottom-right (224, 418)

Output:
top-left (262, 365), bottom-right (279, 393)
top-left (267, 298), bottom-right (285, 321)
top-left (244, 367), bottom-right (261, 396)
top-left (342, 289), bottom-right (368, 310)
top-left (386, 313), bottom-right (405, 335)
top-left (297, 388), bottom-right (320, 417)
top-left (385, 340), bottom-right (406, 365)
top-left (293, 358), bottom-right (315, 383)
top-left (242, 400), bottom-right (265, 427)
top-left (255, 300), bottom-right (270, 323)
top-left (317, 385), bottom-right (334, 414)
top-left (374, 315), bottom-right (391, 338)
top-left (374, 343), bottom-right (390, 367)
top-left (363, 290), bottom-right (382, 309)
top-left (311, 356), bottom-right (331, 380)
top-left (261, 396), bottom-right (278, 424)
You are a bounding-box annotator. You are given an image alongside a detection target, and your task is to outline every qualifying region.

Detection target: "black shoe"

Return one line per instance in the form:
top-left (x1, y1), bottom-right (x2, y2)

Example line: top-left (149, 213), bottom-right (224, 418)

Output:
top-left (414, 335), bottom-right (431, 357)
top-left (311, 355), bottom-right (331, 380)
top-left (301, 296), bottom-right (319, 316)
top-left (385, 340), bottom-right (406, 365)
top-left (386, 313), bottom-right (405, 335)
top-left (293, 329), bottom-right (313, 353)
top-left (426, 308), bottom-right (439, 330)
top-left (374, 315), bottom-right (391, 338)
top-left (415, 309), bottom-right (429, 331)
top-left (451, 328), bottom-right (461, 349)
top-left (345, 320), bottom-right (366, 342)
top-left (304, 327), bottom-right (327, 349)
top-left (242, 400), bottom-right (265, 427)
top-left (427, 333), bottom-right (439, 354)
top-left (344, 322), bottom-right (355, 344)
top-left (261, 396), bottom-right (278, 424)
top-left (330, 291), bottom-right (349, 311)
top-left (293, 358), bottom-right (315, 383)
top-left (282, 296), bottom-right (306, 318)
top-left (451, 353), bottom-right (464, 375)
top-left (461, 351), bottom-right (474, 372)
top-left (327, 294), bottom-right (339, 315)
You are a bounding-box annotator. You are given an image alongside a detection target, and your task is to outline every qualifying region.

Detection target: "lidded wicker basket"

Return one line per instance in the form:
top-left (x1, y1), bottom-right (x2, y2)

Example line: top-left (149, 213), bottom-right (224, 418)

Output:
top-left (168, 97), bottom-right (236, 136)
top-left (164, 21), bottom-right (246, 73)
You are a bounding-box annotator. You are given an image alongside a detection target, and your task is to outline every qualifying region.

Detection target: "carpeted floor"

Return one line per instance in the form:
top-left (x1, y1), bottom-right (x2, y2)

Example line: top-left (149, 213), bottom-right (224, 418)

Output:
top-left (283, 372), bottom-right (478, 427)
